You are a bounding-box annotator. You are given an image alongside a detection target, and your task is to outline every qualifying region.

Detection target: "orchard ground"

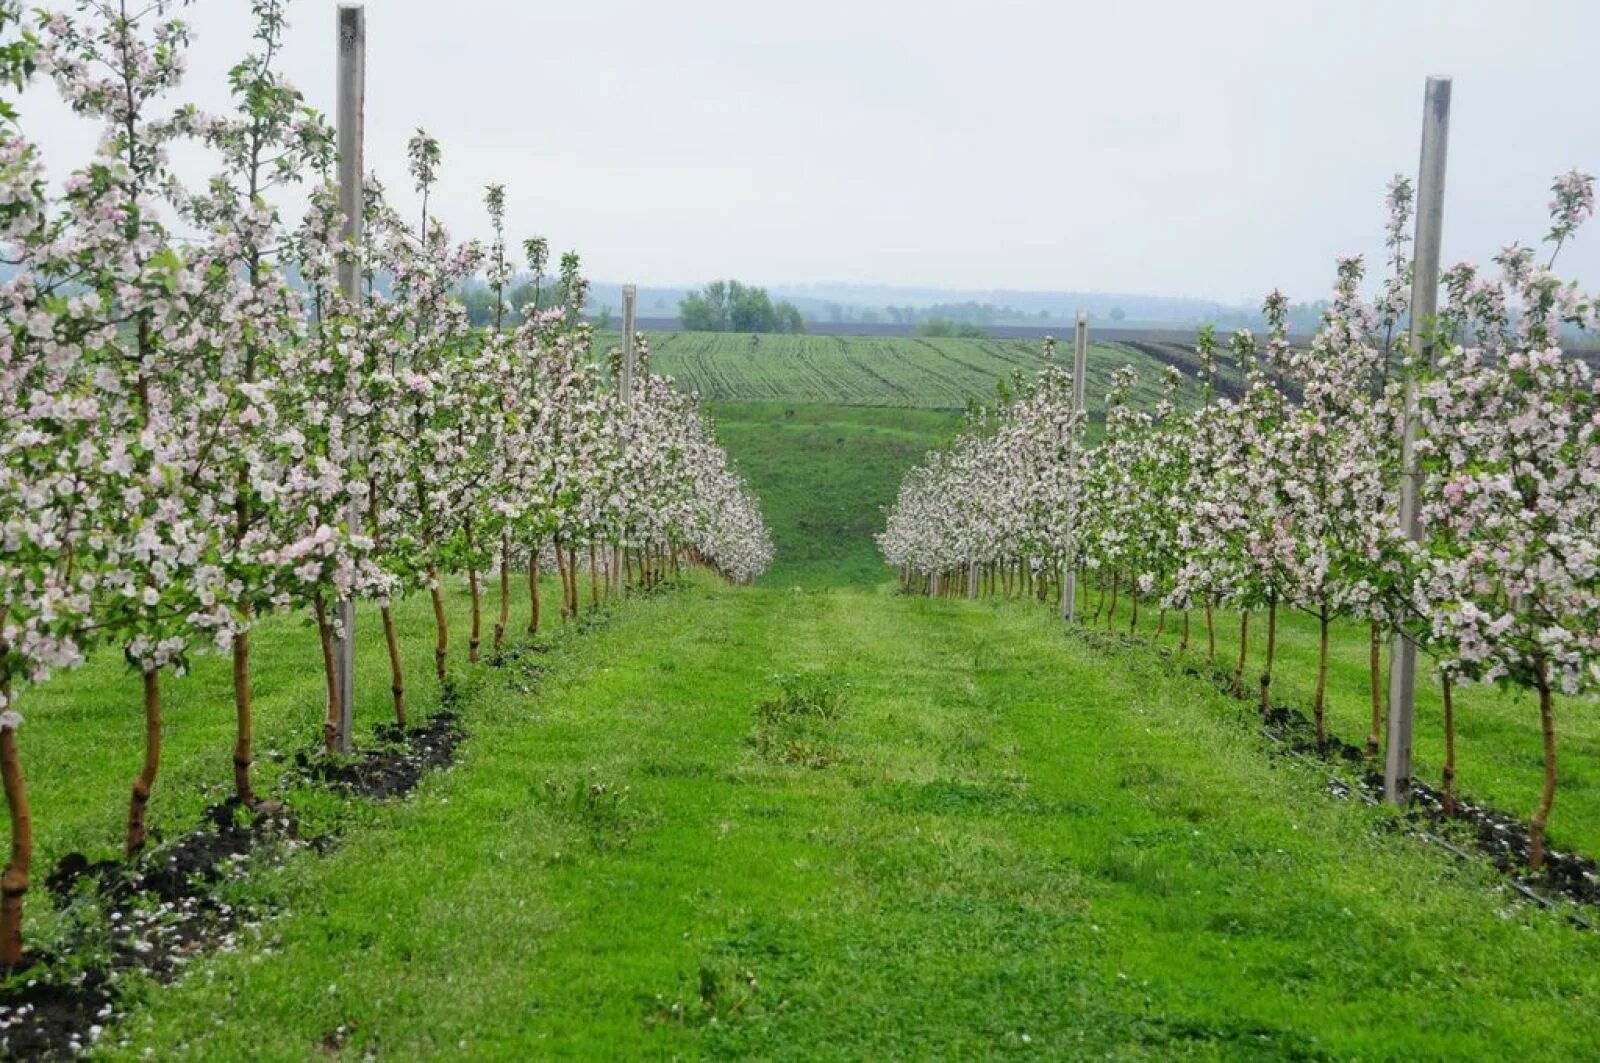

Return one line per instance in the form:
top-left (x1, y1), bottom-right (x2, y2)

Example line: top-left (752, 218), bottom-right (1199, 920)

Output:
top-left (14, 330), bottom-right (1600, 1056)
top-left (82, 578), bottom-right (1600, 1057)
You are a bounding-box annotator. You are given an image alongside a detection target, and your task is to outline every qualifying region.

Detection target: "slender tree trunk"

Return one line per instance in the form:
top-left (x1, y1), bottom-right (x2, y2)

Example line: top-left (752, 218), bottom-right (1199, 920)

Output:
top-left (554, 540), bottom-right (570, 621)
top-left (1260, 593), bottom-right (1278, 718)
top-left (527, 553), bottom-right (542, 636)
top-left (589, 543), bottom-right (601, 612)
top-left (127, 667), bottom-right (162, 855)
top-left (1233, 611), bottom-right (1250, 696)
top-left (314, 595), bottom-right (343, 753)
top-left (1180, 609), bottom-right (1190, 653)
top-left (1093, 574), bottom-right (1106, 622)
top-left (1106, 571), bottom-right (1119, 631)
top-left (1530, 656), bottom-right (1557, 871)
top-left (428, 564), bottom-right (449, 681)
top-left (231, 615), bottom-right (254, 806)
top-left (1128, 590), bottom-right (1140, 634)
top-left (1313, 611), bottom-right (1330, 752)
top-left (1367, 620), bottom-right (1383, 758)
top-left (1441, 674), bottom-right (1457, 817)
top-left (568, 547), bottom-right (580, 614)
top-left (380, 605), bottom-right (406, 730)
top-left (371, 494), bottom-right (405, 726)
top-left (465, 519), bottom-right (483, 664)
top-left (494, 532), bottom-right (511, 655)
top-left (1155, 608), bottom-right (1166, 639)
top-left (1205, 601), bottom-right (1216, 666)
top-left (0, 656), bottom-right (31, 968)
top-left (467, 564), bottom-right (483, 664)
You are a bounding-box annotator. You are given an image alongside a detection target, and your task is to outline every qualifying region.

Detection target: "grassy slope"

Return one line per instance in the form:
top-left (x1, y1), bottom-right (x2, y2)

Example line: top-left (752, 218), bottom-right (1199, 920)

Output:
top-left (108, 582), bottom-right (1600, 1059)
top-left (708, 402), bottom-right (959, 588)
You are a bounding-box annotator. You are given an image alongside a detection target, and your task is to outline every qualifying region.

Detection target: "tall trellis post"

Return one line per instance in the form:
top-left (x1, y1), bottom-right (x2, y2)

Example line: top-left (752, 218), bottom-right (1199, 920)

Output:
top-left (1062, 311), bottom-right (1089, 621)
top-left (333, 4), bottom-right (365, 753)
top-left (1385, 76), bottom-right (1451, 803)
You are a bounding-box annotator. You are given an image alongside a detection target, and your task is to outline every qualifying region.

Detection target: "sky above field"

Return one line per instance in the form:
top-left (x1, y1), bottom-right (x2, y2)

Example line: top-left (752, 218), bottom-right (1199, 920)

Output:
top-left (18, 0), bottom-right (1600, 305)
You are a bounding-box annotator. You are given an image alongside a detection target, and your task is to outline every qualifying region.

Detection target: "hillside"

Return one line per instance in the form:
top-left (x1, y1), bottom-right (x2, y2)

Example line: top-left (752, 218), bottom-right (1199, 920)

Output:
top-left (644, 331), bottom-right (1222, 414)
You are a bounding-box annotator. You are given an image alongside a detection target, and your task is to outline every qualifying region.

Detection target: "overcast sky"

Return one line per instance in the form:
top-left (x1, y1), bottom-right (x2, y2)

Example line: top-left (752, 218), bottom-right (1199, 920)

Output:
top-left (19, 0), bottom-right (1600, 304)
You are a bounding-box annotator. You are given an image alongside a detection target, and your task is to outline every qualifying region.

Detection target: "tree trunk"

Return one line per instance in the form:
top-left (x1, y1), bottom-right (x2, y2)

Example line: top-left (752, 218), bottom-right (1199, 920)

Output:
top-left (527, 553), bottom-right (542, 636)
top-left (370, 492), bottom-right (404, 726)
top-left (554, 541), bottom-right (570, 621)
top-left (231, 618), bottom-right (254, 806)
top-left (1233, 611), bottom-right (1250, 696)
top-left (466, 565), bottom-right (482, 664)
top-left (494, 532), bottom-right (511, 655)
top-left (589, 543), bottom-right (601, 612)
top-left (314, 595), bottom-right (342, 753)
top-left (1313, 610), bottom-right (1330, 752)
top-left (1367, 620), bottom-right (1383, 758)
top-left (1180, 610), bottom-right (1190, 652)
top-left (1530, 656), bottom-right (1557, 872)
top-left (126, 667), bottom-right (162, 855)
top-left (1106, 571), bottom-right (1119, 631)
top-left (0, 658), bottom-right (31, 969)
top-left (1155, 608), bottom-right (1166, 639)
top-left (1260, 593), bottom-right (1277, 718)
top-left (1128, 590), bottom-right (1139, 634)
top-left (381, 604), bottom-right (406, 728)
top-left (568, 547), bottom-right (580, 614)
top-left (428, 564), bottom-right (449, 681)
top-left (1441, 674), bottom-right (1457, 817)
top-left (1092, 574), bottom-right (1106, 622)
top-left (466, 522), bottom-right (483, 664)
top-left (1205, 601), bottom-right (1216, 667)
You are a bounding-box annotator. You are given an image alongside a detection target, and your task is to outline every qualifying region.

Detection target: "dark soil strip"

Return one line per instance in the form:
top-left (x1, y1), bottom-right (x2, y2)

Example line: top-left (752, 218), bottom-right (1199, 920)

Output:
top-left (0, 712), bottom-right (466, 1059)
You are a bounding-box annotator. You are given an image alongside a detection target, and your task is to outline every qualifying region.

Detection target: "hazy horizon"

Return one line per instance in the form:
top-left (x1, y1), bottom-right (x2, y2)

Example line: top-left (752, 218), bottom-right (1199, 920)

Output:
top-left (17, 0), bottom-right (1600, 306)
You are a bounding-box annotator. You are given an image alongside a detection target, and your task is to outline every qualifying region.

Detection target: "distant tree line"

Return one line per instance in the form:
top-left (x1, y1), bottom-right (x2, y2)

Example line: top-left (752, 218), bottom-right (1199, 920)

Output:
top-left (915, 317), bottom-right (987, 338)
top-left (680, 280), bottom-right (805, 333)
top-left (457, 275), bottom-right (561, 328)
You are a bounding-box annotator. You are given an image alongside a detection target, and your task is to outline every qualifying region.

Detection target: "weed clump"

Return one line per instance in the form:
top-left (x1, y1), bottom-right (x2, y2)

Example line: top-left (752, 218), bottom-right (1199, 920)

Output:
top-left (537, 774), bottom-right (640, 852)
top-left (751, 674), bottom-right (846, 768)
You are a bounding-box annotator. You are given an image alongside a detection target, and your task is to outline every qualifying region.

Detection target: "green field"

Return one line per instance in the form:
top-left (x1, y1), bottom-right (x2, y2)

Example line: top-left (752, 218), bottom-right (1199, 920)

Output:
top-left (707, 402), bottom-right (960, 588)
top-left (645, 331), bottom-right (1208, 413)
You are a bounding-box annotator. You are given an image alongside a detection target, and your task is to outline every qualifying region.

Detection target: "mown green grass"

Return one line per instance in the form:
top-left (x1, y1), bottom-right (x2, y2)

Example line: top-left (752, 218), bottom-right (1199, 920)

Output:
top-left (93, 581), bottom-right (1600, 1058)
top-left (647, 331), bottom-right (1197, 412)
top-left (693, 340), bottom-right (1600, 866)
top-left (15, 573), bottom-right (574, 923)
top-left (1090, 592), bottom-right (1600, 860)
top-left (708, 402), bottom-right (959, 588)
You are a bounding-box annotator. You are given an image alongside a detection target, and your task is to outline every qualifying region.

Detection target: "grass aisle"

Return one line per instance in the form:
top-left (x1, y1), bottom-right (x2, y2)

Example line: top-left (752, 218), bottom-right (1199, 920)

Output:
top-left (110, 584), bottom-right (1600, 1058)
